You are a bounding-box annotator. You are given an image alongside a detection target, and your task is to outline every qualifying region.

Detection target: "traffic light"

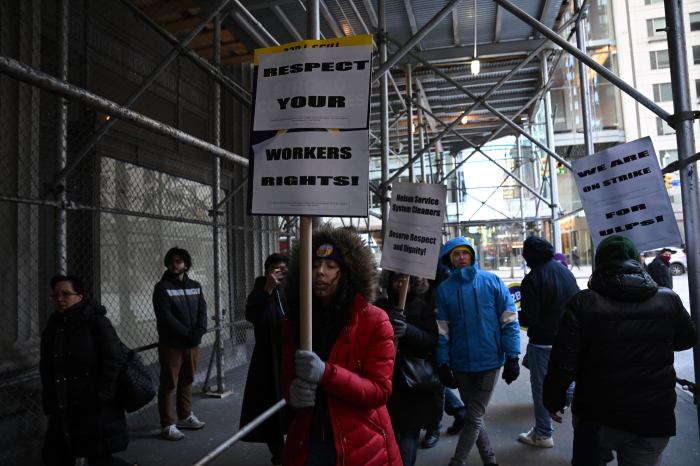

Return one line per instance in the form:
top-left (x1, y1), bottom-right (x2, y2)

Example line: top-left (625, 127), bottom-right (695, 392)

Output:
top-left (556, 161), bottom-right (565, 175)
top-left (664, 174), bottom-right (672, 189)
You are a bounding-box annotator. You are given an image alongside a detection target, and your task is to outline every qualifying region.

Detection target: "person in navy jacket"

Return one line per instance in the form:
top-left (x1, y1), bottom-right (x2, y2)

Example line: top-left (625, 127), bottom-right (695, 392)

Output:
top-left (435, 237), bottom-right (520, 466)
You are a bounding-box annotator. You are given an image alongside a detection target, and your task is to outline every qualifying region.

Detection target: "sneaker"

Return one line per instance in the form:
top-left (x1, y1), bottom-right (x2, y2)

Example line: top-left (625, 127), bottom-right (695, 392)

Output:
top-left (518, 428), bottom-right (554, 448)
top-left (161, 425), bottom-right (185, 441)
top-left (177, 413), bottom-right (205, 430)
top-left (421, 429), bottom-right (440, 449)
top-left (446, 416), bottom-right (465, 435)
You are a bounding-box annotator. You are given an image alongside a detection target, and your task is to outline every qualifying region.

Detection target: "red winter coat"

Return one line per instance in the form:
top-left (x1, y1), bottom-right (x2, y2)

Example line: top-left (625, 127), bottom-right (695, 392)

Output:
top-left (283, 293), bottom-right (402, 466)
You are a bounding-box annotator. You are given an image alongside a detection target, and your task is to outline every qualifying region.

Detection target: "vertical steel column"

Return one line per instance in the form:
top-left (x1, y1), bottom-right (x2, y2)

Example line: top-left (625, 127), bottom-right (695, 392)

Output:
top-left (664, 0), bottom-right (700, 434)
top-left (405, 64), bottom-right (414, 182)
top-left (517, 136), bottom-right (526, 241)
top-left (379, 0), bottom-right (390, 240)
top-left (299, 0), bottom-right (320, 351)
top-left (417, 106), bottom-right (426, 182)
top-left (574, 0), bottom-right (594, 156)
top-left (210, 14), bottom-right (229, 396)
top-left (57, 0), bottom-right (69, 274)
top-left (541, 52), bottom-right (561, 252)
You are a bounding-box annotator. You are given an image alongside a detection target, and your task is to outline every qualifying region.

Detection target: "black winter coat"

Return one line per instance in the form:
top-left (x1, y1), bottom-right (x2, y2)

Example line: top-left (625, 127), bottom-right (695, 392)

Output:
top-left (521, 237), bottom-right (580, 345)
top-left (375, 292), bottom-right (441, 431)
top-left (40, 300), bottom-right (128, 458)
top-left (543, 260), bottom-right (696, 437)
top-left (647, 255), bottom-right (673, 289)
top-left (153, 271), bottom-right (207, 348)
top-left (239, 276), bottom-right (287, 443)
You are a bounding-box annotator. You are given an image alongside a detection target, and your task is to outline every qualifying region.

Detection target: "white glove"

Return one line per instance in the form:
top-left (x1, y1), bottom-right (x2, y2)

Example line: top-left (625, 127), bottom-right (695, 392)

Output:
top-left (289, 378), bottom-right (316, 408)
top-left (295, 350), bottom-right (326, 384)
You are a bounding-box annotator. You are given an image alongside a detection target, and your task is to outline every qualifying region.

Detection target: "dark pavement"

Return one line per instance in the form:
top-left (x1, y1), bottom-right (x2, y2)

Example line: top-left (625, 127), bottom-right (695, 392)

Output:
top-left (116, 334), bottom-right (700, 466)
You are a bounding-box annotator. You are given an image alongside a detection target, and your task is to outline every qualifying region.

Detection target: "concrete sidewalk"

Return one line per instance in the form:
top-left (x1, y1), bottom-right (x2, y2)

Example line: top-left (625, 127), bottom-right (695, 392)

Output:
top-left (117, 336), bottom-right (699, 466)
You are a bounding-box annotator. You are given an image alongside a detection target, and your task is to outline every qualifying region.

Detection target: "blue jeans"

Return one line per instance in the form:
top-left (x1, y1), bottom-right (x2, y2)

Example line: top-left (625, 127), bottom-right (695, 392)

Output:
top-left (394, 428), bottom-right (421, 466)
top-left (528, 344), bottom-right (575, 437)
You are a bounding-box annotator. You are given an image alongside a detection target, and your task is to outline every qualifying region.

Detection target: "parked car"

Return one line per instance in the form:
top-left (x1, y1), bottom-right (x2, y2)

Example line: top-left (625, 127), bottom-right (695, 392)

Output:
top-left (642, 247), bottom-right (687, 276)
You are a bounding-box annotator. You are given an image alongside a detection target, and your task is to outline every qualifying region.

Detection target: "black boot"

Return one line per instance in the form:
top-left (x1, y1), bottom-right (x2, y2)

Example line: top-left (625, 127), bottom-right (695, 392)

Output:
top-left (421, 429), bottom-right (440, 449)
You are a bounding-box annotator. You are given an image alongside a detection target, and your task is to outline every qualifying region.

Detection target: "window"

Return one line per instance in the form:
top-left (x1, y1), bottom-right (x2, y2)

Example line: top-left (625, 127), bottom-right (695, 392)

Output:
top-left (694, 46), bottom-right (700, 64)
top-left (690, 12), bottom-right (700, 31)
top-left (659, 150), bottom-right (678, 166)
top-left (696, 79), bottom-right (700, 101)
top-left (644, 0), bottom-right (663, 4)
top-left (656, 118), bottom-right (675, 135)
top-left (647, 17), bottom-right (666, 38)
top-left (653, 83), bottom-right (673, 102)
top-left (649, 50), bottom-right (670, 69)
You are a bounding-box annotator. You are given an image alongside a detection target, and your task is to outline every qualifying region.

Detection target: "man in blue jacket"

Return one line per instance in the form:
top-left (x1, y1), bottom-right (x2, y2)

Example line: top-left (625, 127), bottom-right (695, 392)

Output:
top-left (436, 237), bottom-right (521, 466)
top-left (518, 236), bottom-right (579, 448)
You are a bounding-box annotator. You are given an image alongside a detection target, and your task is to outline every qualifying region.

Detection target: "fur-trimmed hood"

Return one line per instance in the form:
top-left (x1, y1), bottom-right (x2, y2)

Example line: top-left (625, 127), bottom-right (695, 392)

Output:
top-left (285, 226), bottom-right (378, 309)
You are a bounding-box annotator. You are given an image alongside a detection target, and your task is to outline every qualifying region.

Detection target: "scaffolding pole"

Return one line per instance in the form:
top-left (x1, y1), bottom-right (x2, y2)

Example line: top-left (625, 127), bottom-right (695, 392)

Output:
top-left (56, 0), bottom-right (69, 274)
top-left (541, 51), bottom-right (562, 251)
top-left (405, 63), bottom-right (414, 182)
top-left (379, 0), bottom-right (390, 241)
top-left (664, 0), bottom-right (700, 435)
top-left (209, 13), bottom-right (230, 398)
top-left (574, 0), bottom-right (595, 156)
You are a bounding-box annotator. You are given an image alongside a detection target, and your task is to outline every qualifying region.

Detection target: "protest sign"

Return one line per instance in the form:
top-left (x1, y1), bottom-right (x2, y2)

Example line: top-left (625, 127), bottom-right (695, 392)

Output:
top-left (572, 137), bottom-right (681, 251)
top-left (380, 182), bottom-right (447, 279)
top-left (253, 35), bottom-right (373, 131)
top-left (248, 129), bottom-right (369, 216)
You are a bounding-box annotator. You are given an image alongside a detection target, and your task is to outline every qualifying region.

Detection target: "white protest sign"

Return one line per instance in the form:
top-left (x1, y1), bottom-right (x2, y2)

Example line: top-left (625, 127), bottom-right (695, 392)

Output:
top-left (380, 182), bottom-right (447, 279)
top-left (253, 35), bottom-right (372, 131)
top-left (572, 137), bottom-right (681, 251)
top-left (248, 129), bottom-right (369, 216)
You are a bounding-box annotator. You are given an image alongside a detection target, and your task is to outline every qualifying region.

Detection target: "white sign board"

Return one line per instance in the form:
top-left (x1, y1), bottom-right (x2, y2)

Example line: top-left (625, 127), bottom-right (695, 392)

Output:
top-left (572, 137), bottom-right (681, 252)
top-left (248, 130), bottom-right (369, 216)
top-left (380, 182), bottom-right (447, 279)
top-left (253, 37), bottom-right (372, 131)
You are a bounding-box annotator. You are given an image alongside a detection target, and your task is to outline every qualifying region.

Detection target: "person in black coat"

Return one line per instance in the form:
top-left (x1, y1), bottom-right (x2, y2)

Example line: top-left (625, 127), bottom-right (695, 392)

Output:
top-left (646, 248), bottom-right (674, 289)
top-left (375, 272), bottom-right (441, 466)
top-left (40, 275), bottom-right (131, 466)
top-left (239, 253), bottom-right (289, 465)
top-left (518, 237), bottom-right (579, 448)
top-left (543, 236), bottom-right (696, 466)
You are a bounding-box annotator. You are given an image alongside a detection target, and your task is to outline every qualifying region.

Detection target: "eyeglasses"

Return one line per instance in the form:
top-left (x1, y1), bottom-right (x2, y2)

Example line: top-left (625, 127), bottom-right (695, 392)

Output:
top-left (50, 291), bottom-right (80, 299)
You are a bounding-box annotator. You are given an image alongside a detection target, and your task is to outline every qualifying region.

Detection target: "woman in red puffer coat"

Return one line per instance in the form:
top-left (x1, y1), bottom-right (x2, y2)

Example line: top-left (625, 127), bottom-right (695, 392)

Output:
top-left (281, 227), bottom-right (402, 466)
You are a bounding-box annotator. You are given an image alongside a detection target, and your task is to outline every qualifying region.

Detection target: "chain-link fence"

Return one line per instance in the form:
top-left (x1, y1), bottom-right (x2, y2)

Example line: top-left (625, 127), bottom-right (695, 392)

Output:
top-left (0, 1), bottom-right (280, 464)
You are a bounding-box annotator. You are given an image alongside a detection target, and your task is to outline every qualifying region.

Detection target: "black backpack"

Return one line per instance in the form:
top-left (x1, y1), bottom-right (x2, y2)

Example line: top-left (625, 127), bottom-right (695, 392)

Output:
top-left (117, 343), bottom-right (156, 413)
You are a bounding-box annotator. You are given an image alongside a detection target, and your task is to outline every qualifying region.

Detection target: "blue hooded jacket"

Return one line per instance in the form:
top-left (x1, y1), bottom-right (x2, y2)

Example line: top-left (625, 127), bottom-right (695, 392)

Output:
top-left (435, 237), bottom-right (520, 372)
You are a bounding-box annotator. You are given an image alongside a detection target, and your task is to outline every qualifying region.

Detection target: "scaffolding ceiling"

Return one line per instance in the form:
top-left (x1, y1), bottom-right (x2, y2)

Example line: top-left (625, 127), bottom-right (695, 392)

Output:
top-left (132, 0), bottom-right (567, 158)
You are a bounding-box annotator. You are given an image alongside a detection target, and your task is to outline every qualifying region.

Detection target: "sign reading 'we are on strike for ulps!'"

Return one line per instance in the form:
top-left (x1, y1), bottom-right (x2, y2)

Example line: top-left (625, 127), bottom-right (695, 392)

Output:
top-left (572, 137), bottom-right (681, 252)
top-left (247, 35), bottom-right (373, 217)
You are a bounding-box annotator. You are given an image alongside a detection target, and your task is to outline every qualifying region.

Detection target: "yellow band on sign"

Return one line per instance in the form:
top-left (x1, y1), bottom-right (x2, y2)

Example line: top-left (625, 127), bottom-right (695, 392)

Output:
top-left (254, 34), bottom-right (373, 64)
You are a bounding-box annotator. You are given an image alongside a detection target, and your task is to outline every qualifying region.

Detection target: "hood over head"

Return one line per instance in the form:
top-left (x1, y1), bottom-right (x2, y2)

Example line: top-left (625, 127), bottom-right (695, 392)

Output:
top-left (522, 236), bottom-right (554, 267)
top-left (594, 235), bottom-right (639, 269)
top-left (440, 237), bottom-right (477, 269)
top-left (588, 259), bottom-right (658, 302)
top-left (286, 226), bottom-right (378, 305)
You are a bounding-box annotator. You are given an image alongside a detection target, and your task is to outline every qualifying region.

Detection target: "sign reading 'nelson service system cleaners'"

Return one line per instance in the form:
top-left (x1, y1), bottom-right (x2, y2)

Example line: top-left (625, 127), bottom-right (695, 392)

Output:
top-left (380, 182), bottom-right (447, 279)
top-left (248, 35), bottom-right (373, 217)
top-left (572, 137), bottom-right (681, 252)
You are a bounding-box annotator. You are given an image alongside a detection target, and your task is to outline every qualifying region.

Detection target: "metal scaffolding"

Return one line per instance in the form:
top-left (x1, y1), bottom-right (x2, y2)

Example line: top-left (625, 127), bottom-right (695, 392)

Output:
top-left (1, 2), bottom-right (699, 462)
